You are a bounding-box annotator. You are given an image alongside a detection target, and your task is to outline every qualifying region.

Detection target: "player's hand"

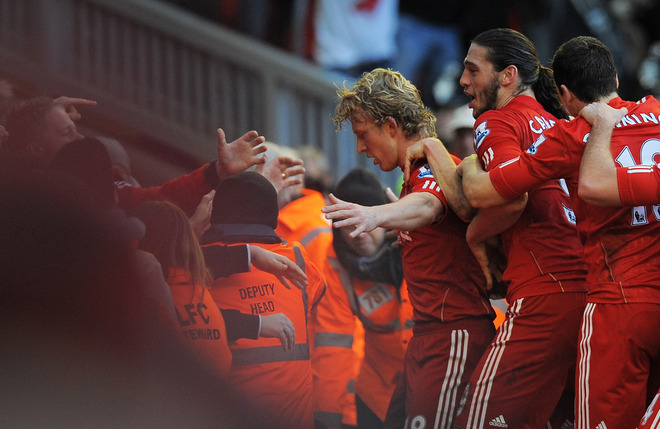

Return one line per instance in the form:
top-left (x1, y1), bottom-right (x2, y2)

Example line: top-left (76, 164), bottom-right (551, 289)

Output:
top-left (404, 140), bottom-right (428, 182)
top-left (486, 239), bottom-right (508, 300)
top-left (249, 245), bottom-right (308, 289)
top-left (468, 239), bottom-right (494, 290)
top-left (456, 154), bottom-right (479, 178)
top-left (189, 190), bottom-right (215, 239)
top-left (260, 313), bottom-right (296, 351)
top-left (578, 102), bottom-right (627, 128)
top-left (53, 96), bottom-right (97, 121)
top-left (457, 154), bottom-right (484, 200)
top-left (323, 193), bottom-right (379, 237)
top-left (215, 128), bottom-right (267, 179)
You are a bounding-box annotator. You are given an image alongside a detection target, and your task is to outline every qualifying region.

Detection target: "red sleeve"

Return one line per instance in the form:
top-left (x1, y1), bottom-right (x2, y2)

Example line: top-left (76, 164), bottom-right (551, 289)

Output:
top-left (116, 164), bottom-right (214, 213)
top-left (489, 158), bottom-right (537, 200)
top-left (474, 112), bottom-right (536, 199)
top-left (618, 164), bottom-right (660, 206)
top-left (406, 160), bottom-right (448, 223)
top-left (488, 124), bottom-right (583, 200)
top-left (407, 161), bottom-right (447, 202)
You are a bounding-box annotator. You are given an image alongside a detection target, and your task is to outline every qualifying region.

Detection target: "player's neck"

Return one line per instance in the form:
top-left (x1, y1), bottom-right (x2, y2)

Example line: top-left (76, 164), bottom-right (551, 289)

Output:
top-left (500, 87), bottom-right (534, 110)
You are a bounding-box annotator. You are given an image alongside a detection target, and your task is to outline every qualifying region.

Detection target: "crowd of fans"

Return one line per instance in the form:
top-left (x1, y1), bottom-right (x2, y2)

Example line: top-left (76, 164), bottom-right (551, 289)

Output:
top-left (163, 0), bottom-right (660, 109)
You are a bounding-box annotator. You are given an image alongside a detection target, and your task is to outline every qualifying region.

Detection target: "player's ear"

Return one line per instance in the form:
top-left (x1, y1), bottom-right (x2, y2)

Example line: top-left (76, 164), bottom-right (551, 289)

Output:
top-left (383, 116), bottom-right (398, 136)
top-left (500, 65), bottom-right (518, 87)
top-left (558, 84), bottom-right (573, 103)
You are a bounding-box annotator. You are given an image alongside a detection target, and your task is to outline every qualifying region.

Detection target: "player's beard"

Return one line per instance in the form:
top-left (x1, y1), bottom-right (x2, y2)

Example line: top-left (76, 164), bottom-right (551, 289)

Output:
top-left (473, 76), bottom-right (501, 118)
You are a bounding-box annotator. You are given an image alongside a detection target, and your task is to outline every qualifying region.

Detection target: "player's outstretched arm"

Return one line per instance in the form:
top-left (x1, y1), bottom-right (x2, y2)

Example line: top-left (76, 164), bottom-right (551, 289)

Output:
top-left (323, 191), bottom-right (443, 237)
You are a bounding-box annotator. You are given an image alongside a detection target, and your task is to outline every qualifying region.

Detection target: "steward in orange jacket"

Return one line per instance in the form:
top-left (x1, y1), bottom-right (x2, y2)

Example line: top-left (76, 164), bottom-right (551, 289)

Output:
top-left (311, 168), bottom-right (413, 429)
top-left (168, 268), bottom-right (233, 378)
top-left (276, 187), bottom-right (333, 272)
top-left (201, 171), bottom-right (326, 429)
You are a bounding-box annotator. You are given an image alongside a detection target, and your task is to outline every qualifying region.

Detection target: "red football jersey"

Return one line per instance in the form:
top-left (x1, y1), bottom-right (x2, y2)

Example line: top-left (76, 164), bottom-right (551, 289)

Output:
top-left (473, 96), bottom-right (587, 302)
top-left (489, 96), bottom-right (660, 304)
top-left (399, 158), bottom-right (494, 324)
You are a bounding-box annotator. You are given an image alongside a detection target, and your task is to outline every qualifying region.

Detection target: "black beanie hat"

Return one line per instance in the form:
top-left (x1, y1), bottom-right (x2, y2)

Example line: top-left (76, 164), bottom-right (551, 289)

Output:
top-left (51, 137), bottom-right (116, 210)
top-left (334, 167), bottom-right (388, 207)
top-left (211, 171), bottom-right (279, 229)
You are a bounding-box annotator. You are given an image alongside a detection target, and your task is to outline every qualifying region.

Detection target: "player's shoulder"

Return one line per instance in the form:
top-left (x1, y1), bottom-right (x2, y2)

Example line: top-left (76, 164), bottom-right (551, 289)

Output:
top-left (473, 108), bottom-right (522, 134)
top-left (409, 159), bottom-right (435, 180)
top-left (474, 108), bottom-right (506, 125)
top-left (472, 109), bottom-right (518, 152)
top-left (630, 95), bottom-right (660, 111)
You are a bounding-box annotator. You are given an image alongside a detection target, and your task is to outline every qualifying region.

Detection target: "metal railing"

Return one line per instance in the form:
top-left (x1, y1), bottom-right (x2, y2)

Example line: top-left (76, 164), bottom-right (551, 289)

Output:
top-left (0, 0), bottom-right (399, 188)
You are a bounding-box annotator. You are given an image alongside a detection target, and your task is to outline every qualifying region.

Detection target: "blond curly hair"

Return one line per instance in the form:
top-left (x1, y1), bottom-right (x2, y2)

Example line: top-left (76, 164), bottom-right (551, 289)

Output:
top-left (333, 68), bottom-right (437, 139)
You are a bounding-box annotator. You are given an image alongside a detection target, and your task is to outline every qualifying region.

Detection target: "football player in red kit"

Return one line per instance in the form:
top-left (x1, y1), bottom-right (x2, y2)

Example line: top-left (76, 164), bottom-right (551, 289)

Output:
top-left (460, 36), bottom-right (660, 429)
top-left (324, 68), bottom-right (497, 429)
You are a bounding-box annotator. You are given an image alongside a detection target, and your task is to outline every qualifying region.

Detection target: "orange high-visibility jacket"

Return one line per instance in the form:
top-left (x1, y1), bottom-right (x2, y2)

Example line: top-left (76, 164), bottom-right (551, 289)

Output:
top-left (311, 244), bottom-right (413, 427)
top-left (275, 188), bottom-right (333, 272)
top-left (204, 239), bottom-right (326, 429)
top-left (168, 268), bottom-right (233, 378)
